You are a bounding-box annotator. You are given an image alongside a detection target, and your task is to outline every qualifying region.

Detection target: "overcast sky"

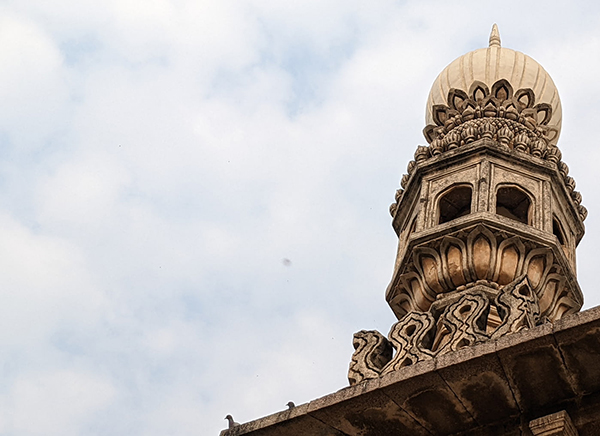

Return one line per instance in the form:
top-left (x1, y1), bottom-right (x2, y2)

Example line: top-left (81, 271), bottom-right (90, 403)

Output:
top-left (1, 1), bottom-right (600, 435)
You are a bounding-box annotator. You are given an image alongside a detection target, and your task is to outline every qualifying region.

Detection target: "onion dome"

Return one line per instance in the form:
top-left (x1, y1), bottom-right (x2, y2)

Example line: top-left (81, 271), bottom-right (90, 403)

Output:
top-left (423, 25), bottom-right (562, 149)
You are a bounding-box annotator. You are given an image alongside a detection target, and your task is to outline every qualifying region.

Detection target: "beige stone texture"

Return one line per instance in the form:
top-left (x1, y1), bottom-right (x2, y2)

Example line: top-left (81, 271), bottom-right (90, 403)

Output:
top-left (387, 139), bottom-right (583, 324)
top-left (221, 306), bottom-right (600, 435)
top-left (223, 27), bottom-right (594, 436)
top-left (425, 25), bottom-right (562, 145)
top-left (529, 410), bottom-right (579, 436)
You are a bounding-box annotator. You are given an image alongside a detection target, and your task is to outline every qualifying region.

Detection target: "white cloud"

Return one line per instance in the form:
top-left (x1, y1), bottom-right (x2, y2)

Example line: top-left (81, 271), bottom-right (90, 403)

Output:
top-left (0, 13), bottom-right (70, 151)
top-left (0, 1), bottom-right (596, 435)
top-left (8, 370), bottom-right (115, 436)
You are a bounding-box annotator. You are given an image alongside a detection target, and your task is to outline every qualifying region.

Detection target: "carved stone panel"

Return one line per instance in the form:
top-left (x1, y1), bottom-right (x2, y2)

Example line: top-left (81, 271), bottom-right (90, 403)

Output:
top-left (387, 222), bottom-right (581, 322)
top-left (350, 278), bottom-right (545, 386)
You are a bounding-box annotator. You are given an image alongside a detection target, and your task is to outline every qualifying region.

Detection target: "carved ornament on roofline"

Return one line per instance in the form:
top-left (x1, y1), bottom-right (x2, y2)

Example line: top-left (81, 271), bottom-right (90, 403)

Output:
top-left (348, 276), bottom-right (544, 386)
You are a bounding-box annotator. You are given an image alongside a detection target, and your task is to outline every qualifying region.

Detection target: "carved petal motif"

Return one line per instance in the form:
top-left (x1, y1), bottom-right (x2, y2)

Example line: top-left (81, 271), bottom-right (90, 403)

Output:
top-left (491, 79), bottom-right (513, 101)
top-left (392, 226), bottom-right (580, 322)
top-left (448, 88), bottom-right (469, 111)
top-left (515, 88), bottom-right (535, 109)
top-left (469, 81), bottom-right (489, 102)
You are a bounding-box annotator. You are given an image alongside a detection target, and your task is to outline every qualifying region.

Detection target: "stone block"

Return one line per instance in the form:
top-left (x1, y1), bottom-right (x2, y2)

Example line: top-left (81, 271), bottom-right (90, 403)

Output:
top-left (495, 322), bottom-right (576, 411)
top-left (435, 340), bottom-right (519, 426)
top-left (553, 308), bottom-right (600, 395)
top-left (380, 359), bottom-right (475, 434)
top-left (529, 410), bottom-right (578, 436)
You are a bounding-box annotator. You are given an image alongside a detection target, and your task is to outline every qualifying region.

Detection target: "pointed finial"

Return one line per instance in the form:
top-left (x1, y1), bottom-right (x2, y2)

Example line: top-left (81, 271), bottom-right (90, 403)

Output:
top-left (489, 24), bottom-right (501, 47)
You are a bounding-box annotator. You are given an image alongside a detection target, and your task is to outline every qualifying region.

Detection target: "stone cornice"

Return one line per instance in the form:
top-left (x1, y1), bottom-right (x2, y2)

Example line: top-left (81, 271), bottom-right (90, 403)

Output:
top-left (220, 307), bottom-right (600, 435)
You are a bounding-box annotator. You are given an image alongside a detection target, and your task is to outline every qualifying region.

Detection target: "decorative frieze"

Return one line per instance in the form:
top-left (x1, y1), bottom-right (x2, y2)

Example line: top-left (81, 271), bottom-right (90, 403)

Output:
top-left (387, 224), bottom-right (581, 322)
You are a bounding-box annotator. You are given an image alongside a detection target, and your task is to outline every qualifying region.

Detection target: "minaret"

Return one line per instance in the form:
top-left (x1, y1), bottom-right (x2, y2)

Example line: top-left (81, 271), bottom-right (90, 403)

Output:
top-left (349, 25), bottom-right (587, 384)
top-left (221, 27), bottom-right (600, 436)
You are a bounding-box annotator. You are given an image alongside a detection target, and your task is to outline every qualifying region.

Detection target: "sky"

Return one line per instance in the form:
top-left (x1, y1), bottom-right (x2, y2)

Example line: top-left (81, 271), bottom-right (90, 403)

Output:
top-left (0, 1), bottom-right (600, 435)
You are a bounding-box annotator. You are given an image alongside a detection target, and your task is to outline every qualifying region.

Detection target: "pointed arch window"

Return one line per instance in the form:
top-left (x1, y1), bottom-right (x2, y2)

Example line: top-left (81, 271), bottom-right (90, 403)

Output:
top-left (438, 185), bottom-right (472, 224)
top-left (553, 217), bottom-right (566, 246)
top-left (496, 186), bottom-right (531, 225)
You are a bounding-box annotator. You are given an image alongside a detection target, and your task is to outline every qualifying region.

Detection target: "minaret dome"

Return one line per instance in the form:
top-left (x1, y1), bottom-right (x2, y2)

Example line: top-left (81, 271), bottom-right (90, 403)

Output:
top-left (424, 24), bottom-right (562, 147)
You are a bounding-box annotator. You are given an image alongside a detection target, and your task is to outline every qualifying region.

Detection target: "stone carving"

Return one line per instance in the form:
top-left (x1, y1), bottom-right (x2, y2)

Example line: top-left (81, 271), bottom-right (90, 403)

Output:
top-left (389, 137), bottom-right (586, 223)
top-left (348, 330), bottom-right (392, 386)
top-left (387, 225), bottom-right (581, 322)
top-left (380, 311), bottom-right (435, 375)
top-left (349, 276), bottom-right (546, 386)
top-left (423, 79), bottom-right (558, 149)
top-left (492, 275), bottom-right (541, 338)
top-left (431, 291), bottom-right (490, 353)
top-left (354, 26), bottom-right (586, 389)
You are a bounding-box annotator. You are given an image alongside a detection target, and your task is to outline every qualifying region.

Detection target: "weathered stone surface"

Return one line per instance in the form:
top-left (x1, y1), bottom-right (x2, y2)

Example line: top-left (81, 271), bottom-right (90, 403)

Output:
top-left (380, 359), bottom-right (475, 435)
top-left (529, 410), bottom-right (578, 436)
top-left (496, 321), bottom-right (576, 411)
top-left (387, 140), bottom-right (583, 322)
top-left (308, 381), bottom-right (429, 436)
top-left (224, 308), bottom-right (600, 435)
top-left (219, 402), bottom-right (344, 436)
top-left (553, 306), bottom-right (600, 395)
top-left (435, 340), bottom-right (519, 426)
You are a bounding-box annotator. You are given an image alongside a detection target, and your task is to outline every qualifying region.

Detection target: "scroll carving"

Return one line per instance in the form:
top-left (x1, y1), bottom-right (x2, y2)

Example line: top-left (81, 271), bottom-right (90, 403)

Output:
top-left (348, 330), bottom-right (392, 385)
top-left (492, 275), bottom-right (540, 338)
top-left (350, 276), bottom-right (547, 386)
top-left (380, 312), bottom-right (435, 375)
top-left (432, 291), bottom-right (490, 353)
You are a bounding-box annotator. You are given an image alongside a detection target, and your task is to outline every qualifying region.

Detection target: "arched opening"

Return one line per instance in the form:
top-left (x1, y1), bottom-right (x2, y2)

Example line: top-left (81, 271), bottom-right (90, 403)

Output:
top-left (496, 186), bottom-right (531, 225)
top-left (409, 214), bottom-right (418, 233)
top-left (553, 217), bottom-right (571, 260)
top-left (553, 217), bottom-right (565, 246)
top-left (438, 185), bottom-right (472, 224)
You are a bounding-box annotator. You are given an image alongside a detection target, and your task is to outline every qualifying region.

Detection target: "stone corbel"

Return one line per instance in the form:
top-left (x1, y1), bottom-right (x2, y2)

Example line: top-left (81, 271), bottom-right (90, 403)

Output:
top-left (529, 410), bottom-right (578, 436)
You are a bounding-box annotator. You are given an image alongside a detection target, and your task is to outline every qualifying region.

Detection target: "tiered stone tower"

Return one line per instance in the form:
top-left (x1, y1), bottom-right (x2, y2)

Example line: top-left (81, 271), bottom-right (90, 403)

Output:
top-left (222, 26), bottom-right (600, 436)
top-left (349, 24), bottom-right (587, 385)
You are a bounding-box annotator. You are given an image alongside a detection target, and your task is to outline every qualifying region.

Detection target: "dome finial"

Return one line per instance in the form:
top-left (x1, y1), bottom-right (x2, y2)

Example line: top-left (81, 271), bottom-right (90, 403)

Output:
top-left (489, 24), bottom-right (501, 47)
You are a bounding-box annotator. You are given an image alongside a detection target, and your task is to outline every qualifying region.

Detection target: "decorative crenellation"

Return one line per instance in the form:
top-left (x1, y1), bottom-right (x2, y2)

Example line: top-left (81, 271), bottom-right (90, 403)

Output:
top-left (349, 275), bottom-right (543, 386)
top-left (348, 330), bottom-right (392, 386)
